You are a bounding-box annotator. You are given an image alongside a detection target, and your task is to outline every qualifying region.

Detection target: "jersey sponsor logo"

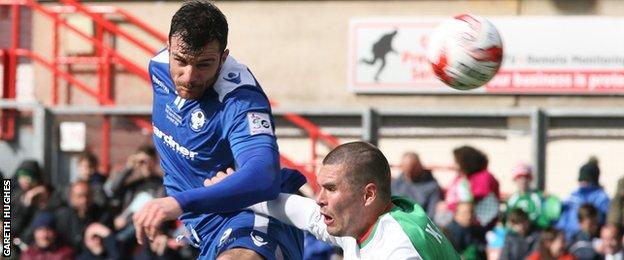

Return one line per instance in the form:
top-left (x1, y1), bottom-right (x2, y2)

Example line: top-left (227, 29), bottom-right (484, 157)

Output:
top-left (247, 112), bottom-right (273, 136)
top-left (190, 108), bottom-right (206, 132)
top-left (425, 223), bottom-right (443, 244)
top-left (152, 75), bottom-right (170, 94)
top-left (153, 125), bottom-right (199, 160)
top-left (250, 231), bottom-right (268, 247)
top-left (223, 72), bottom-right (241, 84)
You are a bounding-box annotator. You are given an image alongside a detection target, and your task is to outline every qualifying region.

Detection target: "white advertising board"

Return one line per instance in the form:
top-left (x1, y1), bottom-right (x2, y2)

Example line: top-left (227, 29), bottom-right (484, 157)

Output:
top-left (348, 16), bottom-right (624, 94)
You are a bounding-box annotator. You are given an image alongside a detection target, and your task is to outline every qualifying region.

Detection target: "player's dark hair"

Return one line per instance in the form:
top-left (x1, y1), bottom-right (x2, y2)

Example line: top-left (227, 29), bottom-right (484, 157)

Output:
top-left (322, 141), bottom-right (391, 202)
top-left (453, 145), bottom-right (488, 176)
top-left (169, 0), bottom-right (228, 53)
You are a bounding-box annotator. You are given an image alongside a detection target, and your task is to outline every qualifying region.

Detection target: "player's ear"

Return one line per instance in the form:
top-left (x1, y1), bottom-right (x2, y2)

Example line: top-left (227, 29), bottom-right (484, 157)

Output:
top-left (363, 183), bottom-right (377, 207)
top-left (220, 49), bottom-right (230, 65)
top-left (166, 40), bottom-right (170, 50)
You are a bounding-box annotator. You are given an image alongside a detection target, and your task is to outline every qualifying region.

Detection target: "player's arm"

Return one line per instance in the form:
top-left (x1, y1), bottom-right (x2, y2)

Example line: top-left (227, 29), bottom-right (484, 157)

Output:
top-left (204, 168), bottom-right (343, 247)
top-left (171, 88), bottom-right (282, 214)
top-left (249, 193), bottom-right (343, 247)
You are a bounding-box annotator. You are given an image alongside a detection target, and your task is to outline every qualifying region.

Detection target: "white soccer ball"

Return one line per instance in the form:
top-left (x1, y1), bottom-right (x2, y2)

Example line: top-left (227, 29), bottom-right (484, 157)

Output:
top-left (427, 14), bottom-right (503, 90)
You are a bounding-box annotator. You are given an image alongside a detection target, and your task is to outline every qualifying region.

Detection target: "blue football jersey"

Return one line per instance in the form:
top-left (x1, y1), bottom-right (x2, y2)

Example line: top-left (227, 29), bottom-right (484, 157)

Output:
top-left (149, 49), bottom-right (279, 230)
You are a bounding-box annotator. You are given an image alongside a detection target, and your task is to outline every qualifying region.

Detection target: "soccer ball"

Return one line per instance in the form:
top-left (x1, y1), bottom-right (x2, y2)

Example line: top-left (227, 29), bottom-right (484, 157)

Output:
top-left (427, 14), bottom-right (503, 90)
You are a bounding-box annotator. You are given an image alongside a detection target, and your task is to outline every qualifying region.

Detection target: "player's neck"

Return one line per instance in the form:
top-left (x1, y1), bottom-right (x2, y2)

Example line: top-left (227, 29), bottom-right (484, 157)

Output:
top-left (356, 201), bottom-right (393, 245)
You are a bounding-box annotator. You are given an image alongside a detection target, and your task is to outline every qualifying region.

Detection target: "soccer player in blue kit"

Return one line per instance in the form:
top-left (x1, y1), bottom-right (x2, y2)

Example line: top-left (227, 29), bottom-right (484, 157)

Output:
top-left (132, 1), bottom-right (304, 259)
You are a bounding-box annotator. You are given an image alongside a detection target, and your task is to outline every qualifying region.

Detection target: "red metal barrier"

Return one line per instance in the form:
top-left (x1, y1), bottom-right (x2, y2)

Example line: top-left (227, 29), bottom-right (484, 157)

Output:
top-left (1, 49), bottom-right (16, 141)
top-left (59, 0), bottom-right (159, 55)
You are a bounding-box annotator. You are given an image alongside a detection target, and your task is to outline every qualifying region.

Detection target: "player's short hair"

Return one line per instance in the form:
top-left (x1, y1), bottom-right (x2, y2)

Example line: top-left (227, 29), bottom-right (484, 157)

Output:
top-left (169, 0), bottom-right (228, 54)
top-left (453, 145), bottom-right (488, 176)
top-left (322, 141), bottom-right (391, 202)
top-left (578, 203), bottom-right (598, 222)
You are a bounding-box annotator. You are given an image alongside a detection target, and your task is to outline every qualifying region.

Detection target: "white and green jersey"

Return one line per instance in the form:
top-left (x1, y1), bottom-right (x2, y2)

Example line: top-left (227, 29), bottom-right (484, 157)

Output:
top-left (249, 194), bottom-right (460, 259)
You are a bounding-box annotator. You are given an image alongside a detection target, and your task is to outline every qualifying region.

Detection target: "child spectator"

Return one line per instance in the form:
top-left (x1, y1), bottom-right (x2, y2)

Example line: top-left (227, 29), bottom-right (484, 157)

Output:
top-left (595, 224), bottom-right (623, 260)
top-left (445, 201), bottom-right (487, 259)
top-left (557, 157), bottom-right (610, 241)
top-left (569, 204), bottom-right (601, 260)
top-left (501, 208), bottom-right (541, 260)
top-left (527, 228), bottom-right (575, 260)
top-left (506, 163), bottom-right (551, 229)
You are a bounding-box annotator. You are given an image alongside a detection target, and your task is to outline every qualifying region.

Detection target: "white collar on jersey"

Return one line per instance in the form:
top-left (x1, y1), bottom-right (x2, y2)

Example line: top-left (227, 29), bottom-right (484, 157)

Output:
top-left (213, 56), bottom-right (257, 102)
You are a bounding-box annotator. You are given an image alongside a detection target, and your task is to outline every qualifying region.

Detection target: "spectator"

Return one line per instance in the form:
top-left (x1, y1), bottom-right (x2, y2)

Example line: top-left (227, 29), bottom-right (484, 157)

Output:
top-left (485, 221), bottom-right (508, 260)
top-left (569, 204), bottom-right (601, 260)
top-left (105, 145), bottom-right (164, 214)
top-left (391, 151), bottom-right (441, 219)
top-left (527, 228), bottom-right (575, 260)
top-left (104, 145), bottom-right (164, 253)
top-left (133, 220), bottom-right (184, 260)
top-left (501, 208), bottom-right (541, 260)
top-left (446, 145), bottom-right (500, 227)
top-left (12, 160), bottom-right (45, 238)
top-left (20, 211), bottom-right (75, 260)
top-left (506, 162), bottom-right (551, 229)
top-left (445, 201), bottom-right (487, 259)
top-left (13, 185), bottom-right (62, 247)
top-left (77, 223), bottom-right (120, 260)
top-left (595, 224), bottom-right (623, 260)
top-left (608, 175), bottom-right (624, 230)
top-left (75, 151), bottom-right (108, 209)
top-left (55, 181), bottom-right (112, 251)
top-left (557, 157), bottom-right (610, 241)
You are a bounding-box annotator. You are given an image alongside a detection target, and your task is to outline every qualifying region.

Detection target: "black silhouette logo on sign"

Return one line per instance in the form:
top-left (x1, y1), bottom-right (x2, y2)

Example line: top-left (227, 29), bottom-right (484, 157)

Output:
top-left (359, 29), bottom-right (398, 82)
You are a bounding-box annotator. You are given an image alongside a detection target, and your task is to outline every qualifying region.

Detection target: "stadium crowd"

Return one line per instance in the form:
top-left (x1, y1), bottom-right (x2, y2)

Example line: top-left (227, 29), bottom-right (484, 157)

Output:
top-left (6, 144), bottom-right (624, 260)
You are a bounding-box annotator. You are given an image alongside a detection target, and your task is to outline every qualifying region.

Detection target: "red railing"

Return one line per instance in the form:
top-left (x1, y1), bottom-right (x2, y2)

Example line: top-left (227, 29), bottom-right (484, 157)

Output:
top-left (1, 0), bottom-right (338, 191)
top-left (0, 3), bottom-right (19, 141)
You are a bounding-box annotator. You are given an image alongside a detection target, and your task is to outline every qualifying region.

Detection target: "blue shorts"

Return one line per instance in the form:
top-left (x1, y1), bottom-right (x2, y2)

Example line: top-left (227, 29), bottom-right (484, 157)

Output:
top-left (185, 210), bottom-right (304, 259)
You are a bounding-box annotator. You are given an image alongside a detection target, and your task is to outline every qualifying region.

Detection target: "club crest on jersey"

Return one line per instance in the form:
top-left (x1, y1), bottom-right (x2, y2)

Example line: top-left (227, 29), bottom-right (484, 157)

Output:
top-left (247, 112), bottom-right (273, 136)
top-left (190, 108), bottom-right (207, 132)
top-left (223, 72), bottom-right (241, 84)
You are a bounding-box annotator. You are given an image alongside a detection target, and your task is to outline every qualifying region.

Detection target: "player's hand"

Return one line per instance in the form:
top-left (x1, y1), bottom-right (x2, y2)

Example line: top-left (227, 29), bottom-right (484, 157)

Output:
top-left (203, 167), bottom-right (235, 187)
top-left (150, 234), bottom-right (169, 256)
top-left (133, 196), bottom-right (182, 245)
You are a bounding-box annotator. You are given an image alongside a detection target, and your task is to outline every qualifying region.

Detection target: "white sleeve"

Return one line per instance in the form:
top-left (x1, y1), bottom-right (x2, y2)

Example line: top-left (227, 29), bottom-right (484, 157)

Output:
top-left (248, 193), bottom-right (345, 247)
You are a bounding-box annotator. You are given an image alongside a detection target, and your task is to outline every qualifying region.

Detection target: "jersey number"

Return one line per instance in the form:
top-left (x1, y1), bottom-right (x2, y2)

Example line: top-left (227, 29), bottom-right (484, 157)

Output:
top-left (425, 223), bottom-right (443, 244)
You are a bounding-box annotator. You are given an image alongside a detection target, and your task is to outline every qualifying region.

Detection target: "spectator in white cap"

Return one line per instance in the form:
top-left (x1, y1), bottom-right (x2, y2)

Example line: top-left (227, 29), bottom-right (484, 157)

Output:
top-left (505, 162), bottom-right (550, 229)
